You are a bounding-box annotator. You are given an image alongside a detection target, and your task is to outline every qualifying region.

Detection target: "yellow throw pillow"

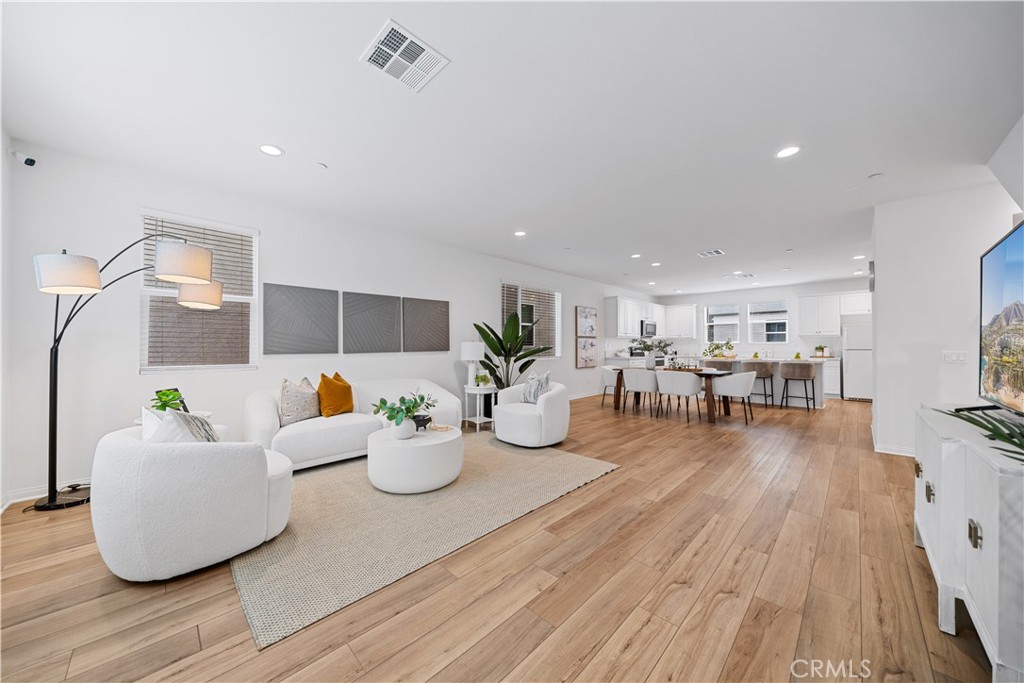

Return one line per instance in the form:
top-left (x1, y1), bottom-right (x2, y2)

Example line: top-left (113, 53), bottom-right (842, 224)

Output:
top-left (318, 372), bottom-right (354, 417)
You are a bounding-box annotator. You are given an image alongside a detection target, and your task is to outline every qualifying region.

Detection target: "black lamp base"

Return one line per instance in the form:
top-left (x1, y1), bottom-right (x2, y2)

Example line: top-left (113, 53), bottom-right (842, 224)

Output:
top-left (33, 484), bottom-right (90, 511)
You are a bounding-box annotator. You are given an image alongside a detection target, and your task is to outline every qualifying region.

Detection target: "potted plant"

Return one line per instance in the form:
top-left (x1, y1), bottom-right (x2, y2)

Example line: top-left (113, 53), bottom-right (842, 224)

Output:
top-left (815, 344), bottom-right (826, 357)
top-left (474, 313), bottom-right (553, 390)
top-left (629, 338), bottom-right (674, 368)
top-left (474, 373), bottom-right (491, 387)
top-left (373, 392), bottom-right (438, 440)
top-left (151, 389), bottom-right (185, 412)
top-left (938, 409), bottom-right (1024, 464)
top-left (702, 339), bottom-right (734, 358)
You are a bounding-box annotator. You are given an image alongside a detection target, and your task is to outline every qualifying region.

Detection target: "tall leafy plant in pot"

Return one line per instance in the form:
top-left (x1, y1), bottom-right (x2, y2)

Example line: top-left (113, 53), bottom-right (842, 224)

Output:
top-left (474, 312), bottom-right (553, 389)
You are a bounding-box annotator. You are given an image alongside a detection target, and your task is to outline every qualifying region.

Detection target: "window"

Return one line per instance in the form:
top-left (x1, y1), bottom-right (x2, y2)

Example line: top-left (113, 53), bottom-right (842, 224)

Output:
top-left (500, 283), bottom-right (562, 358)
top-left (705, 304), bottom-right (740, 343)
top-left (141, 213), bottom-right (257, 371)
top-left (748, 301), bottom-right (789, 344)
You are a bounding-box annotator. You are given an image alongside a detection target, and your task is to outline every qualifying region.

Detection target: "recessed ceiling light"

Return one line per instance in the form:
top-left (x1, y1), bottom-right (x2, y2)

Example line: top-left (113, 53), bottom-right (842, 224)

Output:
top-left (317, 162), bottom-right (328, 169)
top-left (651, 262), bottom-right (661, 267)
top-left (867, 172), bottom-right (884, 180)
top-left (732, 270), bottom-right (743, 275)
top-left (752, 282), bottom-right (761, 286)
top-left (513, 231), bottom-right (526, 237)
top-left (775, 146), bottom-right (800, 159)
top-left (784, 248), bottom-right (794, 253)
top-left (782, 267), bottom-right (791, 272)
top-left (631, 254), bottom-right (642, 259)
top-left (853, 255), bottom-right (866, 260)
top-left (258, 144), bottom-right (284, 156)
top-left (673, 289), bottom-right (682, 293)
top-left (843, 186), bottom-right (861, 193)
top-left (854, 270), bottom-right (864, 275)
top-left (648, 281), bottom-right (656, 286)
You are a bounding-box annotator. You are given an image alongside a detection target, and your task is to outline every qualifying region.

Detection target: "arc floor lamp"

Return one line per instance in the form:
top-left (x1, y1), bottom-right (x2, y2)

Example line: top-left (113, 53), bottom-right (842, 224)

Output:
top-left (32, 235), bottom-right (223, 511)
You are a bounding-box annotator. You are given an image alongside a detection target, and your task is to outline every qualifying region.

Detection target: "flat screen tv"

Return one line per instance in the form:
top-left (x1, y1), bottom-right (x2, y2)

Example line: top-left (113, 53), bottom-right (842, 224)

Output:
top-left (980, 218), bottom-right (1024, 414)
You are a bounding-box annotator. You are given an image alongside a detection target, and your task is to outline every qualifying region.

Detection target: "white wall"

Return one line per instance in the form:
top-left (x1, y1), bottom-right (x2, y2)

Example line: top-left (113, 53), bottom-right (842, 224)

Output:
top-left (1, 140), bottom-right (652, 505)
top-left (872, 181), bottom-right (1020, 455)
top-left (643, 277), bottom-right (870, 359)
top-left (988, 116), bottom-right (1023, 211)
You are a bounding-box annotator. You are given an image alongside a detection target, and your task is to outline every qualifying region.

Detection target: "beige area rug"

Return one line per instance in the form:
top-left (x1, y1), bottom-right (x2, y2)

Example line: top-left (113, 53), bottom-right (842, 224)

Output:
top-left (230, 431), bottom-right (617, 648)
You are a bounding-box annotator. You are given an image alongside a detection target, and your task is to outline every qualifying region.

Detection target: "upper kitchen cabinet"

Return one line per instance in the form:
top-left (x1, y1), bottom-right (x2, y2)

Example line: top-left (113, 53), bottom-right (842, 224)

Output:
top-left (798, 295), bottom-right (841, 336)
top-left (665, 304), bottom-right (697, 338)
top-left (605, 297), bottom-right (669, 337)
top-left (840, 291), bottom-right (872, 315)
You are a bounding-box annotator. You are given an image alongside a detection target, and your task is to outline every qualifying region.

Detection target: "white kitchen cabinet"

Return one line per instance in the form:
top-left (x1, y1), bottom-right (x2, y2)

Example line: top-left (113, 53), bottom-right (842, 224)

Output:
top-left (798, 295), bottom-right (841, 336)
top-left (664, 305), bottom-right (697, 338)
top-left (840, 291), bottom-right (872, 315)
top-left (605, 297), bottom-right (662, 338)
top-left (915, 409), bottom-right (1024, 681)
top-left (823, 359), bottom-right (841, 394)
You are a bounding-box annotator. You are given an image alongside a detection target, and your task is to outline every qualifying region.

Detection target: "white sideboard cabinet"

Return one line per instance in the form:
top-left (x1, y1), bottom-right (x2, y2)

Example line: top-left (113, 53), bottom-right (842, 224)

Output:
top-left (915, 408), bottom-right (1024, 682)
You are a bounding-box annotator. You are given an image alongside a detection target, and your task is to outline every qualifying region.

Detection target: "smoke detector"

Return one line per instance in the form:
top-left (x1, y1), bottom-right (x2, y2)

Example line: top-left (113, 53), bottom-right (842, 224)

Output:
top-left (361, 20), bottom-right (449, 92)
top-left (697, 249), bottom-right (726, 259)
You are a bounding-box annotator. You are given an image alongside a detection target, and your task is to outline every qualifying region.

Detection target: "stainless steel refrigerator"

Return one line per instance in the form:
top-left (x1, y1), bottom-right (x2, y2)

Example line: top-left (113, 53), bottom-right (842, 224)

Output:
top-left (842, 322), bottom-right (874, 400)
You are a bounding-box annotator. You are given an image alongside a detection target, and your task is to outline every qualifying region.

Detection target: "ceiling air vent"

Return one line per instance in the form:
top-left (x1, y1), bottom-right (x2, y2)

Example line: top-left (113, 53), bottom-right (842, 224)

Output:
top-left (361, 20), bottom-right (449, 93)
top-left (697, 249), bottom-right (726, 259)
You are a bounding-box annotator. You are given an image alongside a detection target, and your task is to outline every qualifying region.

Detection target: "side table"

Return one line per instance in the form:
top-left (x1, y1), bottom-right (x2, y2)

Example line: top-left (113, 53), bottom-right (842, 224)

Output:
top-left (464, 385), bottom-right (497, 432)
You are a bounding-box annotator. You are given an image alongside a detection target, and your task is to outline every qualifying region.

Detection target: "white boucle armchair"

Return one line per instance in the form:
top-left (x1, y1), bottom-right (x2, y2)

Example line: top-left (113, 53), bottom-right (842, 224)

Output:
top-left (492, 382), bottom-right (570, 448)
top-left (90, 427), bottom-right (292, 582)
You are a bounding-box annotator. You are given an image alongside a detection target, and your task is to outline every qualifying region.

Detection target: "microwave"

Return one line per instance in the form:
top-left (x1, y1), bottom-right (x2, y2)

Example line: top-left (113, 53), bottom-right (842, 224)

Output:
top-left (640, 319), bottom-right (657, 337)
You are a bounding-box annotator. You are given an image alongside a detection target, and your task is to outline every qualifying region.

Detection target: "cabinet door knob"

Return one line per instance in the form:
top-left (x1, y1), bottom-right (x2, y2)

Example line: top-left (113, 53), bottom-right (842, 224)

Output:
top-left (914, 459), bottom-right (922, 478)
top-left (925, 481), bottom-right (935, 503)
top-left (968, 519), bottom-right (983, 549)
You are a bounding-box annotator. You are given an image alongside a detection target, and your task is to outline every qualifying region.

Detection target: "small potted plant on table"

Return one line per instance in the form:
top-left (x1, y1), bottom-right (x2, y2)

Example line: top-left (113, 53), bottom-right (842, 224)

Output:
top-left (373, 392), bottom-right (439, 440)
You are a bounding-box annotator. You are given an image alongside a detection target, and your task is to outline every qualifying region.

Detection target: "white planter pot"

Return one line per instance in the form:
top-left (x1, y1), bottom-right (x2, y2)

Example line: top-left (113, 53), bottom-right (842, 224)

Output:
top-left (392, 419), bottom-right (416, 440)
top-left (645, 352), bottom-right (657, 370)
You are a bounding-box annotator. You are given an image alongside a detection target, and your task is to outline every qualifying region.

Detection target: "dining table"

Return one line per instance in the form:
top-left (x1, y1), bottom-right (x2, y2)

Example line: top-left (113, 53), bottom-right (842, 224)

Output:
top-left (611, 367), bottom-right (733, 423)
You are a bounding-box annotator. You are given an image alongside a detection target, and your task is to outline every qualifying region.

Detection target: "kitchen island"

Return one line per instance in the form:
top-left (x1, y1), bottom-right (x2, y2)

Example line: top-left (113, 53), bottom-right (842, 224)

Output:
top-left (697, 358), bottom-right (828, 409)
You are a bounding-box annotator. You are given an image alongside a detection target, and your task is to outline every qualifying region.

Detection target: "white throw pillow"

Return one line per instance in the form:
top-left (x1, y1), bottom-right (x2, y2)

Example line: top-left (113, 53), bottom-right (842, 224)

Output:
top-left (142, 409), bottom-right (221, 443)
top-left (279, 377), bottom-right (320, 427)
top-left (523, 371), bottom-right (551, 404)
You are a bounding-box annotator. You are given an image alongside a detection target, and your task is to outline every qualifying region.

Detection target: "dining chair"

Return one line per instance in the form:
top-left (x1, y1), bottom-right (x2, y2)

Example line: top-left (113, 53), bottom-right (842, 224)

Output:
top-left (622, 369), bottom-right (659, 417)
top-left (599, 366), bottom-right (619, 407)
top-left (711, 371), bottom-right (757, 424)
top-left (655, 371), bottom-right (703, 422)
top-left (780, 361), bottom-right (816, 411)
top-left (740, 360), bottom-right (775, 407)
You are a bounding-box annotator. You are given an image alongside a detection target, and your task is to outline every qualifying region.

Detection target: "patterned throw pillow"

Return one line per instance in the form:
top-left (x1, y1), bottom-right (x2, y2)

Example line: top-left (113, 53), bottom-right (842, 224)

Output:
top-left (279, 377), bottom-right (320, 427)
top-left (522, 371), bottom-right (551, 404)
top-left (143, 408), bottom-right (221, 443)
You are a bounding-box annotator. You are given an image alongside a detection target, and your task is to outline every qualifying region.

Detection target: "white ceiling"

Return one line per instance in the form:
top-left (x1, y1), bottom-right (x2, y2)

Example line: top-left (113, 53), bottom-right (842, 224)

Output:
top-left (4, 2), bottom-right (1021, 294)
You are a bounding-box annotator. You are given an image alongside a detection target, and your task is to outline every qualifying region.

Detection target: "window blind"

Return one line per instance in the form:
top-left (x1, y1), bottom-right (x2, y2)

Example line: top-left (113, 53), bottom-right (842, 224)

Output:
top-left (141, 214), bottom-right (257, 370)
top-left (500, 283), bottom-right (562, 358)
top-left (706, 304), bottom-right (740, 343)
top-left (145, 299), bottom-right (252, 367)
top-left (748, 301), bottom-right (788, 344)
top-left (143, 216), bottom-right (254, 296)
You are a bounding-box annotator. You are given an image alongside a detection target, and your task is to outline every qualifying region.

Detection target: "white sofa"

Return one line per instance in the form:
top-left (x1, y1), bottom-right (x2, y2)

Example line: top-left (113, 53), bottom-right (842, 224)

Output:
top-left (493, 382), bottom-right (570, 448)
top-left (91, 427), bottom-right (292, 582)
top-left (244, 378), bottom-right (462, 470)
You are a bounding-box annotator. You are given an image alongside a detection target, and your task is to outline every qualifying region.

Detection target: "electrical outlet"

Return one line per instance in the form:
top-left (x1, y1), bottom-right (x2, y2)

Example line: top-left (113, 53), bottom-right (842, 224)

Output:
top-left (941, 350), bottom-right (967, 363)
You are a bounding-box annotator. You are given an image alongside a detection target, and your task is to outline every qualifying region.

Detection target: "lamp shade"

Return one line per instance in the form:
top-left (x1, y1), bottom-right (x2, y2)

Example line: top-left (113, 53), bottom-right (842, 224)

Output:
top-left (34, 253), bottom-right (102, 295)
top-left (154, 241), bottom-right (213, 284)
top-left (176, 280), bottom-right (223, 310)
top-left (461, 341), bottom-right (485, 361)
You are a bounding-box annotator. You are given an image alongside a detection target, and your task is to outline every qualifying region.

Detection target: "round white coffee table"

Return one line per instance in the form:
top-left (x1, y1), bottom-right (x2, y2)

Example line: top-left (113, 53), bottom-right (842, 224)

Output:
top-left (367, 428), bottom-right (464, 494)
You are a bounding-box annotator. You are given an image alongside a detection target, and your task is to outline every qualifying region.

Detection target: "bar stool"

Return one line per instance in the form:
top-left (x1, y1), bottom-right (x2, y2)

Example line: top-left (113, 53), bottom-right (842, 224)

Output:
top-left (741, 361), bottom-right (775, 407)
top-left (780, 361), bottom-right (816, 411)
top-left (703, 358), bottom-right (734, 372)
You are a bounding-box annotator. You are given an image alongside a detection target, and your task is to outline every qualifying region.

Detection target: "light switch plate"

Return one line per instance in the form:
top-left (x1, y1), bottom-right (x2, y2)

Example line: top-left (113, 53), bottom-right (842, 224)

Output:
top-left (941, 350), bottom-right (967, 363)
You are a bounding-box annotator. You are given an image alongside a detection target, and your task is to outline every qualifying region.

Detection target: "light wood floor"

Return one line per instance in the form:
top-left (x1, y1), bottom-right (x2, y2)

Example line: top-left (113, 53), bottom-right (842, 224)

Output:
top-left (1, 398), bottom-right (991, 682)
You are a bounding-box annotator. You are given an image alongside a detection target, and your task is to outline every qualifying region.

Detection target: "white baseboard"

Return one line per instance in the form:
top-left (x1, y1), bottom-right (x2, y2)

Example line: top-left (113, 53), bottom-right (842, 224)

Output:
top-left (873, 442), bottom-right (915, 457)
top-left (1, 478), bottom-right (92, 514)
top-left (569, 391), bottom-right (602, 401)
